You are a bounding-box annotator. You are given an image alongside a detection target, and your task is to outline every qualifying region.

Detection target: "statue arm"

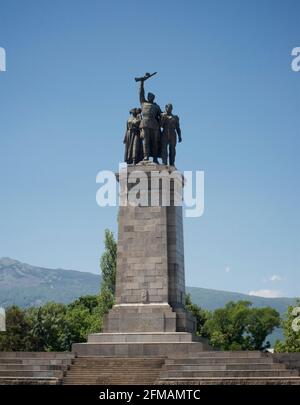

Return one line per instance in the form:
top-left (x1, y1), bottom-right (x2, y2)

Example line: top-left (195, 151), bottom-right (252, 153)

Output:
top-left (160, 113), bottom-right (165, 128)
top-left (123, 122), bottom-right (129, 144)
top-left (139, 81), bottom-right (146, 104)
top-left (157, 105), bottom-right (162, 125)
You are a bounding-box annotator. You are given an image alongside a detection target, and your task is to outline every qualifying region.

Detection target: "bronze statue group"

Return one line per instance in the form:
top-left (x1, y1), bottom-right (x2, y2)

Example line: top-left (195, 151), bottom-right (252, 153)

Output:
top-left (123, 74), bottom-right (182, 167)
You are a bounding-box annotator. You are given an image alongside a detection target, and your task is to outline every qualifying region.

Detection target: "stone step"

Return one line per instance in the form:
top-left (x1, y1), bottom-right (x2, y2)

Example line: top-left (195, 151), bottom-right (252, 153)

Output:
top-left (0, 358), bottom-right (72, 365)
top-left (64, 378), bottom-right (155, 380)
top-left (0, 352), bottom-right (74, 359)
top-left (67, 369), bottom-right (159, 377)
top-left (73, 358), bottom-right (163, 364)
top-left (0, 364), bottom-right (68, 371)
top-left (160, 369), bottom-right (299, 378)
top-left (66, 370), bottom-right (160, 375)
top-left (64, 375), bottom-right (159, 384)
top-left (63, 356), bottom-right (164, 385)
top-left (158, 377), bottom-right (300, 385)
top-left (165, 357), bottom-right (274, 365)
top-left (170, 351), bottom-right (266, 358)
top-left (63, 380), bottom-right (154, 385)
top-left (163, 363), bottom-right (286, 371)
top-left (63, 378), bottom-right (154, 385)
top-left (0, 370), bottom-right (64, 378)
top-left (66, 372), bottom-right (160, 377)
top-left (71, 366), bottom-right (162, 370)
top-left (71, 363), bottom-right (162, 368)
top-left (88, 332), bottom-right (202, 343)
top-left (64, 374), bottom-right (159, 378)
top-left (0, 377), bottom-right (60, 385)
top-left (68, 367), bottom-right (158, 371)
top-left (73, 342), bottom-right (210, 357)
top-left (66, 376), bottom-right (159, 381)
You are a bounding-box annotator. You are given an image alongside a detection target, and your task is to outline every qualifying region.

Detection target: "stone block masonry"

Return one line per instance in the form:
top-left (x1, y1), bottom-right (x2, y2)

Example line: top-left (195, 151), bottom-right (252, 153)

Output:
top-left (102, 163), bottom-right (194, 333)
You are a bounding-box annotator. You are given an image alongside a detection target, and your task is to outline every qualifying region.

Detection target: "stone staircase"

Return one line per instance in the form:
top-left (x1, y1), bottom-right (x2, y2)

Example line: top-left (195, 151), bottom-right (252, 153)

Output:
top-left (157, 351), bottom-right (300, 385)
top-left (0, 352), bottom-right (74, 385)
top-left (62, 357), bottom-right (165, 385)
top-left (1, 351), bottom-right (300, 385)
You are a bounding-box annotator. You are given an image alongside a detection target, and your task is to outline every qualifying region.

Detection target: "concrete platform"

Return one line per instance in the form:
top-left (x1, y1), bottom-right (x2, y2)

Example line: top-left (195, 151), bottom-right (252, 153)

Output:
top-left (87, 332), bottom-right (203, 343)
top-left (72, 340), bottom-right (211, 357)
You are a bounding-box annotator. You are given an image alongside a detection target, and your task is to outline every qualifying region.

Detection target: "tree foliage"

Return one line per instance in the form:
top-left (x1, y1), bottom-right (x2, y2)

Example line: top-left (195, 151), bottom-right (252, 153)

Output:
top-left (274, 299), bottom-right (300, 352)
top-left (203, 301), bottom-right (280, 350)
top-left (98, 229), bottom-right (117, 319)
top-left (100, 229), bottom-right (117, 296)
top-left (0, 306), bottom-right (33, 351)
top-left (185, 294), bottom-right (210, 337)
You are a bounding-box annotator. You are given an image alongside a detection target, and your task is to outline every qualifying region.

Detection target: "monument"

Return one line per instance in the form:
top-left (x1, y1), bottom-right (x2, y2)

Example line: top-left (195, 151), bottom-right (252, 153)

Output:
top-left (73, 73), bottom-right (209, 356)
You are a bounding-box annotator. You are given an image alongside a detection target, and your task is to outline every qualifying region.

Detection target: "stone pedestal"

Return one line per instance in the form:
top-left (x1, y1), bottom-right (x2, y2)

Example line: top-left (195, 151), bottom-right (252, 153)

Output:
top-left (103, 163), bottom-right (194, 333)
top-left (73, 163), bottom-right (206, 357)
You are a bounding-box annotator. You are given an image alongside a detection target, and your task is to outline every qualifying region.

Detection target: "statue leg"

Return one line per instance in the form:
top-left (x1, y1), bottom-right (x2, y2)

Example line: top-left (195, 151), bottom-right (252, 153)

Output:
top-left (161, 134), bottom-right (168, 165)
top-left (169, 137), bottom-right (176, 166)
top-left (152, 129), bottom-right (159, 163)
top-left (132, 135), bottom-right (138, 164)
top-left (142, 128), bottom-right (150, 160)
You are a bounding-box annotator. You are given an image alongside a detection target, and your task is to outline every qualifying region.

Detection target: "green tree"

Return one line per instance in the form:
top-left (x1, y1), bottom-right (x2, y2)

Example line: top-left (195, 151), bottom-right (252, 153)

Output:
top-left (68, 295), bottom-right (100, 312)
top-left (274, 299), bottom-right (300, 352)
top-left (185, 294), bottom-right (210, 337)
top-left (100, 229), bottom-right (117, 295)
top-left (67, 294), bottom-right (104, 339)
top-left (98, 229), bottom-right (117, 323)
top-left (65, 305), bottom-right (96, 342)
top-left (28, 302), bottom-right (71, 351)
top-left (29, 307), bottom-right (47, 351)
top-left (0, 306), bottom-right (34, 351)
top-left (204, 301), bottom-right (280, 350)
top-left (245, 306), bottom-right (281, 350)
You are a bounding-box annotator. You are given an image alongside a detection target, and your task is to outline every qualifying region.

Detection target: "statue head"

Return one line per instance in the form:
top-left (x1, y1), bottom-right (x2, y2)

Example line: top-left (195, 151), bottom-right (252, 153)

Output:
top-left (129, 107), bottom-right (142, 117)
top-left (165, 103), bottom-right (173, 114)
top-left (129, 108), bottom-right (140, 117)
top-left (147, 92), bottom-right (155, 103)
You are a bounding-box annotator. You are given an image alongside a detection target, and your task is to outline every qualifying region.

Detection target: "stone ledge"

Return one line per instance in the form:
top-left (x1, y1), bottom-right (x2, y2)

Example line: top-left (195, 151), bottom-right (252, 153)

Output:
top-left (88, 332), bottom-right (202, 343)
top-left (157, 377), bottom-right (300, 385)
top-left (72, 341), bottom-right (210, 357)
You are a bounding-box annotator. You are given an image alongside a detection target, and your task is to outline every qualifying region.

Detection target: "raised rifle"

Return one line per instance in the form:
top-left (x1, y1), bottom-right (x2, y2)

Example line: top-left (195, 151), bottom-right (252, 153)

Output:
top-left (134, 72), bottom-right (157, 82)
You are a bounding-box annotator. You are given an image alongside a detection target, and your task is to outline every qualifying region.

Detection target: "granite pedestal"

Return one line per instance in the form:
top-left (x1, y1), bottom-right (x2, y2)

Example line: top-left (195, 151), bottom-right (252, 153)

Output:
top-left (73, 163), bottom-right (206, 357)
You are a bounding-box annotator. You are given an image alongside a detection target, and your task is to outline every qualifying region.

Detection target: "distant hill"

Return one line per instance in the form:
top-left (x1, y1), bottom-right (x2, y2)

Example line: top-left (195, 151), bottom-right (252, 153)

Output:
top-left (0, 257), bottom-right (297, 344)
top-left (0, 257), bottom-right (100, 308)
top-left (186, 286), bottom-right (297, 315)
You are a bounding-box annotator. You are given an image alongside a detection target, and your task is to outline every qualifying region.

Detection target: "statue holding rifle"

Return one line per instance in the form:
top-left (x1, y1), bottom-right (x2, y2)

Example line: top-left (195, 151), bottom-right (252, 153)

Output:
top-left (136, 72), bottom-right (162, 163)
top-left (122, 72), bottom-right (183, 166)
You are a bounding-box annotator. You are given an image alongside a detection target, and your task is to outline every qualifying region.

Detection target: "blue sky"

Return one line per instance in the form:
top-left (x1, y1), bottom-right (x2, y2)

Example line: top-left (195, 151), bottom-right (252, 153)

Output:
top-left (0, 0), bottom-right (299, 297)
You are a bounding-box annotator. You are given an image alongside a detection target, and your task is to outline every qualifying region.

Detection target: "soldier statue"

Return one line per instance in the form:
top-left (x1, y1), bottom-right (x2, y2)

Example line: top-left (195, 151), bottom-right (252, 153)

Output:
top-left (137, 73), bottom-right (162, 163)
top-left (160, 103), bottom-right (182, 166)
top-left (123, 108), bottom-right (143, 164)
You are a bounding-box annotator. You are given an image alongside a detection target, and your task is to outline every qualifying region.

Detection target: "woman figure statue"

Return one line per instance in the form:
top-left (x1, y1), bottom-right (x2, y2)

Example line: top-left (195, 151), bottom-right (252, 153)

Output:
top-left (123, 108), bottom-right (143, 164)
